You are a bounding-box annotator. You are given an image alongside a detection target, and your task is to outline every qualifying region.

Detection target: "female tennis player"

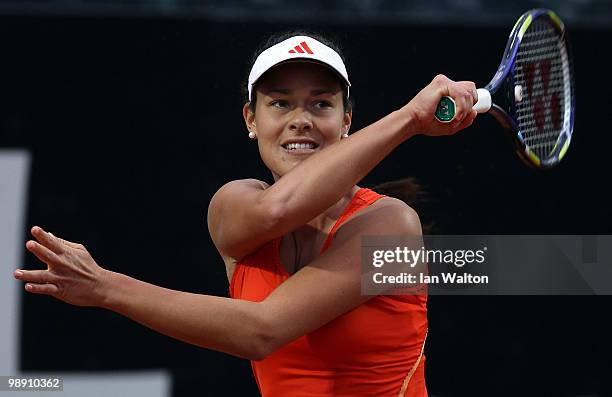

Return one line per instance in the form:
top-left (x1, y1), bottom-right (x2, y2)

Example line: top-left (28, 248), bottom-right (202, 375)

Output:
top-left (13, 32), bottom-right (478, 396)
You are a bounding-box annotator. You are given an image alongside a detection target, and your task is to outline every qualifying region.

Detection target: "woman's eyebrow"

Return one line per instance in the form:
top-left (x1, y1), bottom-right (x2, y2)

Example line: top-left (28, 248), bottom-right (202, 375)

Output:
top-left (310, 89), bottom-right (336, 96)
top-left (265, 88), bottom-right (337, 95)
top-left (267, 88), bottom-right (291, 95)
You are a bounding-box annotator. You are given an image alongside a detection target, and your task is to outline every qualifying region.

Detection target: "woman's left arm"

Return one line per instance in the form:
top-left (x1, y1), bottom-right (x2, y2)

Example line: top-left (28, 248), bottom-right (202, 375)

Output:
top-left (15, 227), bottom-right (269, 360)
top-left (14, 200), bottom-right (420, 360)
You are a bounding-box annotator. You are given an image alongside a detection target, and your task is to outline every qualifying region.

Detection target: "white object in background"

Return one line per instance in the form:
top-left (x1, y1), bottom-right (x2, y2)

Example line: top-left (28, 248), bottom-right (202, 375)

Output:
top-left (0, 150), bottom-right (171, 397)
top-left (0, 149), bottom-right (30, 377)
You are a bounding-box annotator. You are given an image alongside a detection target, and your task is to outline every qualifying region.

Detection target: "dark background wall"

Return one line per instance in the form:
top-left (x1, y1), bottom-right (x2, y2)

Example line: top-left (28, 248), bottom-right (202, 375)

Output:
top-left (2, 15), bottom-right (611, 397)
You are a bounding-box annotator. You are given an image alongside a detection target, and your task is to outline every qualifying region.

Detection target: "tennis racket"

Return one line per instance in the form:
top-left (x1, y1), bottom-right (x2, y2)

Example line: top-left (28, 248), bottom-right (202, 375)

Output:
top-left (434, 8), bottom-right (575, 169)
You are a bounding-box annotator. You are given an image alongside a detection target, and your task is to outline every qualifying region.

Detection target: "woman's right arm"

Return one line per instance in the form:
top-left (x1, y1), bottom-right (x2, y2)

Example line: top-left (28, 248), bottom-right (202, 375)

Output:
top-left (208, 75), bottom-right (478, 260)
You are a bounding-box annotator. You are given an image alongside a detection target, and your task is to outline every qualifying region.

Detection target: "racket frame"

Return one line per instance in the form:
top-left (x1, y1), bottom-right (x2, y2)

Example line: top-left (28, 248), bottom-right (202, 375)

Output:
top-left (486, 8), bottom-right (575, 169)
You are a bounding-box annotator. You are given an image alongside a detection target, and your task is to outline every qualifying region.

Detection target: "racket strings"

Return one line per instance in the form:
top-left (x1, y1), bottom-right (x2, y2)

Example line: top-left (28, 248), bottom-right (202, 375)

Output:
top-left (514, 18), bottom-right (569, 161)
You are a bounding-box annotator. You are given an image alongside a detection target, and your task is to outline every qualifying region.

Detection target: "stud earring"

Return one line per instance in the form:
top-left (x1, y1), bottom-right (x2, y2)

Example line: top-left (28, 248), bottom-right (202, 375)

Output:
top-left (342, 133), bottom-right (349, 138)
top-left (248, 131), bottom-right (256, 139)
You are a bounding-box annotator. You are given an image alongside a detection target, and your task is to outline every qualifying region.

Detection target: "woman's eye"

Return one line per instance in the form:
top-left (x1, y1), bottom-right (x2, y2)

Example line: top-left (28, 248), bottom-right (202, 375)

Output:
top-left (271, 100), bottom-right (289, 109)
top-left (314, 101), bottom-right (333, 109)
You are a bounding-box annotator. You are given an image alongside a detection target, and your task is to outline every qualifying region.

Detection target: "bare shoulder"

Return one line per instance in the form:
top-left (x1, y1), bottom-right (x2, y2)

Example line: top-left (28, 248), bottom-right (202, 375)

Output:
top-left (207, 178), bottom-right (271, 269)
top-left (212, 178), bottom-right (270, 198)
top-left (367, 196), bottom-right (419, 217)
top-left (208, 178), bottom-right (269, 222)
top-left (334, 196), bottom-right (422, 242)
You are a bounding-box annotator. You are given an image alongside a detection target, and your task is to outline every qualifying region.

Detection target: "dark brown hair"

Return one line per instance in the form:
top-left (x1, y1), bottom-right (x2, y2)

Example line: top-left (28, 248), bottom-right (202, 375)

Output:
top-left (374, 178), bottom-right (435, 234)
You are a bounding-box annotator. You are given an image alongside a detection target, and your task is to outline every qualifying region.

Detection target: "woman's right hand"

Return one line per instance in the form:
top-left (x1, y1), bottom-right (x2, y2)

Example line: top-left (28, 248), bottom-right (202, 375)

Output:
top-left (403, 74), bottom-right (479, 137)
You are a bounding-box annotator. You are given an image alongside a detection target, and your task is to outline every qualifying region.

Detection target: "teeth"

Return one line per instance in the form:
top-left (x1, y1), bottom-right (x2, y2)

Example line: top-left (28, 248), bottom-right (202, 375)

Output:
top-left (285, 143), bottom-right (315, 150)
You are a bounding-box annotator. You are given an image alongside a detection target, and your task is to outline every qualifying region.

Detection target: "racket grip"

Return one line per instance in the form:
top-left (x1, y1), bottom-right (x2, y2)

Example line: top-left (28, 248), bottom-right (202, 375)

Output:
top-left (435, 88), bottom-right (492, 123)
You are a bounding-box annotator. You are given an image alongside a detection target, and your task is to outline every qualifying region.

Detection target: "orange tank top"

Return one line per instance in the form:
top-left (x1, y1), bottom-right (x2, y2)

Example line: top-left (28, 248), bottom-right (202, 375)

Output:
top-left (230, 188), bottom-right (428, 397)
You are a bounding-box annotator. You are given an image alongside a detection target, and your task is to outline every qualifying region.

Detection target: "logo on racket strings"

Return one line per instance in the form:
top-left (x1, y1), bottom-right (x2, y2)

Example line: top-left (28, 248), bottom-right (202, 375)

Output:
top-left (524, 60), bottom-right (561, 133)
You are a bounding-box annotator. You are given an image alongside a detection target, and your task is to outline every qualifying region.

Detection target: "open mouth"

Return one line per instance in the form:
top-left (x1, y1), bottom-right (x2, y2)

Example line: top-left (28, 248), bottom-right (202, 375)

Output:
top-left (282, 142), bottom-right (318, 151)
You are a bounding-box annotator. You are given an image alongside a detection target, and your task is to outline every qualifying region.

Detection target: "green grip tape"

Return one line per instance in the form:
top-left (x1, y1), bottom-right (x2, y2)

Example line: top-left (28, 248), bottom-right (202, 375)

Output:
top-left (435, 96), bottom-right (456, 123)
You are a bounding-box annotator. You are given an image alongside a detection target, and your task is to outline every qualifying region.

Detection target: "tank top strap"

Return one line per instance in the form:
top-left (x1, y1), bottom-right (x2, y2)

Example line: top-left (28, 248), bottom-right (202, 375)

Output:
top-left (319, 188), bottom-right (385, 254)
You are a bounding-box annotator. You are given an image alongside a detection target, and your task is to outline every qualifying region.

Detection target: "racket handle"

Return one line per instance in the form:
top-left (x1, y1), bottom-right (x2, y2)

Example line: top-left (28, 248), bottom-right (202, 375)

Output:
top-left (435, 88), bottom-right (491, 123)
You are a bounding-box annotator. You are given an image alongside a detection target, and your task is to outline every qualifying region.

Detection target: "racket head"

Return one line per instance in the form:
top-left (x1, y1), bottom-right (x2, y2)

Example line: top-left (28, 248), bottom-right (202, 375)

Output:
top-left (488, 9), bottom-right (575, 169)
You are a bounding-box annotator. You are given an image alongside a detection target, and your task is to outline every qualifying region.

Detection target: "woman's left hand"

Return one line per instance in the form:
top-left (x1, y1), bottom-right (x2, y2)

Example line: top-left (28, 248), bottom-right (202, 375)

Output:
top-left (14, 226), bottom-right (110, 307)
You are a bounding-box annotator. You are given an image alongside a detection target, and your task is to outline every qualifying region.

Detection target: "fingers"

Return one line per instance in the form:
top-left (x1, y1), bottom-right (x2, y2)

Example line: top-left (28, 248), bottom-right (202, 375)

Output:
top-left (26, 240), bottom-right (63, 267)
top-left (14, 269), bottom-right (59, 285)
top-left (431, 75), bottom-right (477, 124)
top-left (33, 226), bottom-right (86, 252)
top-left (47, 231), bottom-right (84, 250)
top-left (456, 109), bottom-right (478, 131)
top-left (459, 80), bottom-right (478, 105)
top-left (447, 83), bottom-right (476, 126)
top-left (24, 282), bottom-right (60, 296)
top-left (14, 269), bottom-right (60, 296)
top-left (57, 237), bottom-right (84, 250)
top-left (31, 226), bottom-right (66, 255)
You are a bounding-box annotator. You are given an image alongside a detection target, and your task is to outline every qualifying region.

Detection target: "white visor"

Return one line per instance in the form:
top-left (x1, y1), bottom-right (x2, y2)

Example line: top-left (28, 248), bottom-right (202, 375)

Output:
top-left (247, 35), bottom-right (351, 102)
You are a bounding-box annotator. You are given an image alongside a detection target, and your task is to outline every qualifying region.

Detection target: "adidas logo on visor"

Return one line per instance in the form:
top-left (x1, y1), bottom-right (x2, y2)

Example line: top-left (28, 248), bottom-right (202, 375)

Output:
top-left (288, 41), bottom-right (314, 54)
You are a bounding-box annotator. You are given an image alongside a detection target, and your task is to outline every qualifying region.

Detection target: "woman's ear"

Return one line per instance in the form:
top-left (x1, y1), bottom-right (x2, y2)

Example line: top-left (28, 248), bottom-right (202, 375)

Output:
top-left (343, 109), bottom-right (352, 135)
top-left (243, 103), bottom-right (257, 139)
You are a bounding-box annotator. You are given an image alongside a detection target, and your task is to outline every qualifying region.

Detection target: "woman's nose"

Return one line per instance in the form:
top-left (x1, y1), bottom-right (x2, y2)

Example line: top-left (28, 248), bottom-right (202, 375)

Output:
top-left (289, 109), bottom-right (313, 131)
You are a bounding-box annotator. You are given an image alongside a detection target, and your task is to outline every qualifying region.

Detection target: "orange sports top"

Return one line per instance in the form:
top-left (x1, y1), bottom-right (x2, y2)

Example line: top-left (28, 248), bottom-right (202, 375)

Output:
top-left (229, 188), bottom-right (428, 397)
